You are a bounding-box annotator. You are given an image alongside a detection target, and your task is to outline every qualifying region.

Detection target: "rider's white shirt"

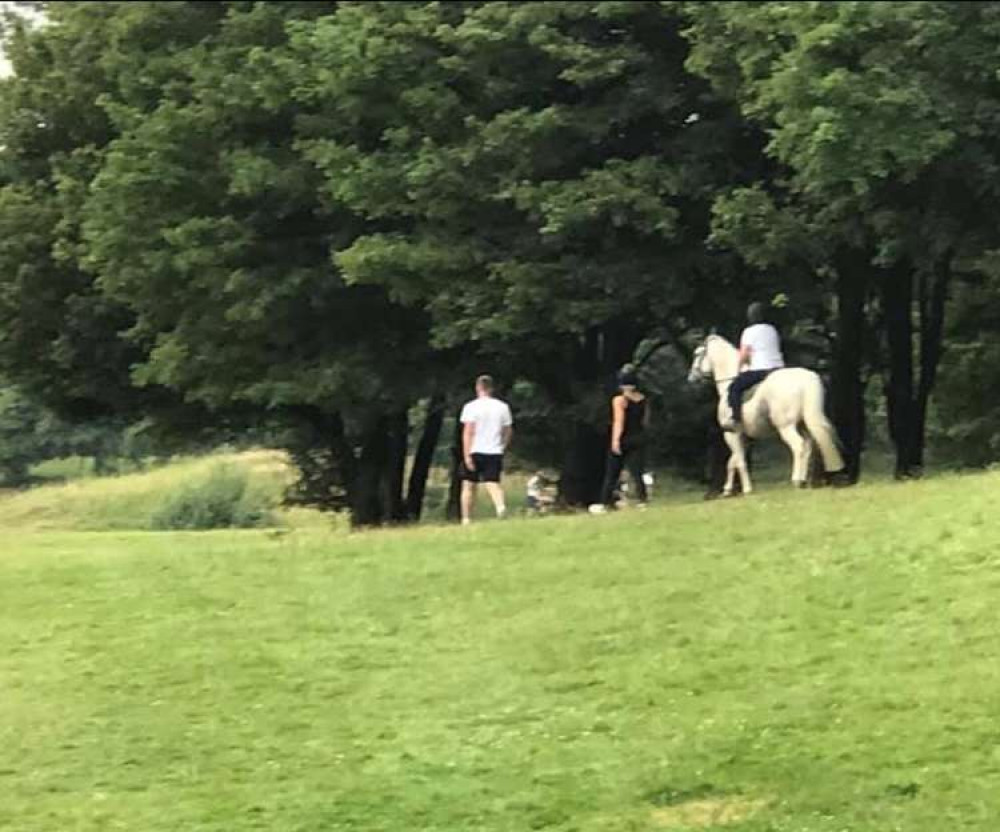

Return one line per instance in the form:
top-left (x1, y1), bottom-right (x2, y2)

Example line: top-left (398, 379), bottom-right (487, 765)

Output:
top-left (740, 324), bottom-right (785, 371)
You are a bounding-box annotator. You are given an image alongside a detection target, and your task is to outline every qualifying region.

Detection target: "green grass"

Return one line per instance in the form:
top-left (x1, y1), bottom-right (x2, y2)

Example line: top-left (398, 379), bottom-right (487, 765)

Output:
top-left (2, 472), bottom-right (1000, 830)
top-left (30, 454), bottom-right (101, 482)
top-left (0, 451), bottom-right (293, 532)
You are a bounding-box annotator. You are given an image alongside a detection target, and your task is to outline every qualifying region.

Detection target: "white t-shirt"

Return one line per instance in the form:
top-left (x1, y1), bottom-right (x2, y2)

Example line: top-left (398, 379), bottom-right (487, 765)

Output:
top-left (460, 396), bottom-right (513, 455)
top-left (740, 323), bottom-right (785, 371)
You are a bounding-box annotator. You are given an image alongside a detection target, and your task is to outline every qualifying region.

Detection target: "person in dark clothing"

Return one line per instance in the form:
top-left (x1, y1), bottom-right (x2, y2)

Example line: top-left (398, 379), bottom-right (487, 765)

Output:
top-left (591, 367), bottom-right (650, 512)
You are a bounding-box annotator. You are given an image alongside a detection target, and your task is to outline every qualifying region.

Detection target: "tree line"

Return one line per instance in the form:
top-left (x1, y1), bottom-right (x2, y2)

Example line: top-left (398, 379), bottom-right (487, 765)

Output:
top-left (1, 1), bottom-right (999, 524)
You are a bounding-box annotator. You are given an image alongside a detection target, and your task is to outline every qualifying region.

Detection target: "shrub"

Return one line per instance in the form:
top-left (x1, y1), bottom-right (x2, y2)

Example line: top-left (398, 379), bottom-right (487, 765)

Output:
top-left (149, 464), bottom-right (275, 530)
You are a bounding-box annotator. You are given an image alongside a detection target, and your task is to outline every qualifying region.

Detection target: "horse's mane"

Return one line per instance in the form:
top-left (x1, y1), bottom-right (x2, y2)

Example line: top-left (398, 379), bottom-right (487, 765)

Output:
top-left (705, 333), bottom-right (735, 349)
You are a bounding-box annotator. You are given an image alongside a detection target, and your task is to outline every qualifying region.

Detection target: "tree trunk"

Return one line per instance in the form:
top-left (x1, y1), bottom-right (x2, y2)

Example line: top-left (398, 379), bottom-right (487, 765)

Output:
top-left (558, 321), bottom-right (642, 507)
top-left (445, 407), bottom-right (463, 522)
top-left (913, 261), bottom-right (950, 470)
top-left (882, 262), bottom-right (919, 478)
top-left (352, 410), bottom-right (410, 527)
top-left (830, 256), bottom-right (868, 482)
top-left (283, 405), bottom-right (416, 527)
top-left (405, 394), bottom-right (445, 521)
top-left (383, 409), bottom-right (409, 523)
top-left (283, 407), bottom-right (355, 512)
top-left (881, 257), bottom-right (950, 479)
top-left (352, 416), bottom-right (389, 527)
top-left (559, 422), bottom-right (608, 506)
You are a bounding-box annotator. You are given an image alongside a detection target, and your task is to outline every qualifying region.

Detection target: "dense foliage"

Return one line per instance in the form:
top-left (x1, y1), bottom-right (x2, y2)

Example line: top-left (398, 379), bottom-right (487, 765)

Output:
top-left (0, 383), bottom-right (149, 485)
top-left (3, 1), bottom-right (1000, 521)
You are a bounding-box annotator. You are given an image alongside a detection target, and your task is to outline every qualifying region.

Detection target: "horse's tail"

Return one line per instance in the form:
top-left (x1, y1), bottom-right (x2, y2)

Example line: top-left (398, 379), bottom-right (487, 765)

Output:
top-left (801, 374), bottom-right (845, 473)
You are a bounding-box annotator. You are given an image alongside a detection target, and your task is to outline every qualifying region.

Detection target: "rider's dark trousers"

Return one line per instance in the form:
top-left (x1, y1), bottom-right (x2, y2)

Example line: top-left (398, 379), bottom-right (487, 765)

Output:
top-left (728, 370), bottom-right (771, 423)
top-left (599, 442), bottom-right (648, 506)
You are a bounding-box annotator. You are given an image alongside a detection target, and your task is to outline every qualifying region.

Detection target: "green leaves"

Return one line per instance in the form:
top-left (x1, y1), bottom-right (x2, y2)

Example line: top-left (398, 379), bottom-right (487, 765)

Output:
top-left (511, 158), bottom-right (681, 239)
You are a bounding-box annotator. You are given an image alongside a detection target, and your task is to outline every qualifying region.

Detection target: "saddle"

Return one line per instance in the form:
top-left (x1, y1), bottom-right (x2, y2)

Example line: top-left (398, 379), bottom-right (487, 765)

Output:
top-left (724, 370), bottom-right (779, 432)
top-left (731, 378), bottom-right (768, 409)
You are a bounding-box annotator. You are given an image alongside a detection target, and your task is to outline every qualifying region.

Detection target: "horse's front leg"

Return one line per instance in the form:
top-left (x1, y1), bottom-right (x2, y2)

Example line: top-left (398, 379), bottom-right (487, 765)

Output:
top-left (723, 433), bottom-right (751, 496)
top-left (723, 455), bottom-right (738, 496)
top-left (737, 450), bottom-right (753, 495)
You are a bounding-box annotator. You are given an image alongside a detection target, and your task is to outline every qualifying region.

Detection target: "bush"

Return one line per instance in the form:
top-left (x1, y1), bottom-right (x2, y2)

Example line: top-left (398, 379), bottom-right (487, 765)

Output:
top-left (149, 464), bottom-right (276, 530)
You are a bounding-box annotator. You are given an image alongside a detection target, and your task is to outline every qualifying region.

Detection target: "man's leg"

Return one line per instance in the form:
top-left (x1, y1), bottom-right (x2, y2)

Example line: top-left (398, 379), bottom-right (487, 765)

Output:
top-left (484, 483), bottom-right (507, 518)
top-left (461, 480), bottom-right (477, 525)
top-left (481, 455), bottom-right (506, 517)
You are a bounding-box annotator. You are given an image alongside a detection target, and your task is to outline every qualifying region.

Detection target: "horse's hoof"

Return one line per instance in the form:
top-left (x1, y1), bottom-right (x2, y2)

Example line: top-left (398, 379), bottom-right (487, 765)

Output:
top-left (793, 480), bottom-right (807, 490)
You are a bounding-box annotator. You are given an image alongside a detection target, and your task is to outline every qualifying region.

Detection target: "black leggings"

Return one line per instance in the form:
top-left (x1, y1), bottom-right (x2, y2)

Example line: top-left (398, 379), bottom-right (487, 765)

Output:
top-left (727, 370), bottom-right (772, 421)
top-left (599, 444), bottom-right (648, 506)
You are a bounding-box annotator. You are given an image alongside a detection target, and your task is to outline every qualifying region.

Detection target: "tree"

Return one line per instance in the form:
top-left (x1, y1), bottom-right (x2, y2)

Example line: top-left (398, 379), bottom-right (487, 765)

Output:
top-left (685, 0), bottom-right (1000, 478)
top-left (290, 0), bottom-right (769, 503)
top-left (0, 383), bottom-right (142, 485)
top-left (0, 385), bottom-right (55, 485)
top-left (0, 2), bottom-right (463, 525)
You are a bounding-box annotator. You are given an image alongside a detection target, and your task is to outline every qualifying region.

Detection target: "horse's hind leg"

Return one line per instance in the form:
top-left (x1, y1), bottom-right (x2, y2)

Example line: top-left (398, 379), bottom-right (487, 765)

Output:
top-left (800, 430), bottom-right (815, 486)
top-left (778, 424), bottom-right (807, 487)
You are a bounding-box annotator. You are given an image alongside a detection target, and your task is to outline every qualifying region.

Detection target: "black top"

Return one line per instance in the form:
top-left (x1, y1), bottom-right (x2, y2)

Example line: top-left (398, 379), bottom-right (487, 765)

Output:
top-left (622, 396), bottom-right (647, 443)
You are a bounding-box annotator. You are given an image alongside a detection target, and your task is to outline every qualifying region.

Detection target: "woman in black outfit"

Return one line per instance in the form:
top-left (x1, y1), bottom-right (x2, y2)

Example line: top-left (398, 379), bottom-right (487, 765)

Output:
top-left (592, 367), bottom-right (650, 512)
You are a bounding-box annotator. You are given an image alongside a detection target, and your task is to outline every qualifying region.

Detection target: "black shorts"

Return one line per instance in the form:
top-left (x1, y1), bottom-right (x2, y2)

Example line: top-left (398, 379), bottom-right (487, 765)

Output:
top-left (462, 453), bottom-right (504, 483)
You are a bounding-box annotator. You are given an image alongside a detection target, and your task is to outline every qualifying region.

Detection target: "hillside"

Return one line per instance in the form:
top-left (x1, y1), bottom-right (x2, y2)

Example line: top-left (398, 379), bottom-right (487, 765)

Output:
top-left (0, 451), bottom-right (295, 532)
top-left (2, 473), bottom-right (998, 830)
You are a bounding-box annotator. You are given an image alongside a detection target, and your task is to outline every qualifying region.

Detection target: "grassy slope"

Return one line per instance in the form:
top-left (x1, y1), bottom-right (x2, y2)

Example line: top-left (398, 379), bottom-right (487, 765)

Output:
top-left (0, 451), bottom-right (293, 532)
top-left (2, 473), bottom-right (999, 831)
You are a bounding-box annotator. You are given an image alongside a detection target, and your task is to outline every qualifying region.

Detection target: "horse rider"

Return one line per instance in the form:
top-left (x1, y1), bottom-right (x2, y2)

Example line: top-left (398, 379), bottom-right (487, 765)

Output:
top-left (728, 301), bottom-right (785, 426)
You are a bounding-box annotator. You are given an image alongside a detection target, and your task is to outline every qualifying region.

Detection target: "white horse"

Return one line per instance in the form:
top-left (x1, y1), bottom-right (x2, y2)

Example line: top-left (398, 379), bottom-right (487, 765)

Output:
top-left (688, 335), bottom-right (845, 495)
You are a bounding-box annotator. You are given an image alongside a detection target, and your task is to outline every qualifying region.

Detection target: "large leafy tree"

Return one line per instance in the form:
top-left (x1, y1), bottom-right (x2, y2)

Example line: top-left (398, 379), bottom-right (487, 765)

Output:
top-left (685, 0), bottom-right (1000, 478)
top-left (26, 0), bottom-right (1000, 517)
top-left (287, 0), bottom-right (767, 502)
top-left (83, 1), bottom-right (451, 524)
top-left (0, 2), bottom-right (463, 525)
top-left (0, 2), bottom-right (140, 417)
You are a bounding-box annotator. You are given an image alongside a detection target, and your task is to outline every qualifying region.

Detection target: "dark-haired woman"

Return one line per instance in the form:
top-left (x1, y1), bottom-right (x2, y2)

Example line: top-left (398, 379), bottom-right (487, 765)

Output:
top-left (591, 368), bottom-right (650, 513)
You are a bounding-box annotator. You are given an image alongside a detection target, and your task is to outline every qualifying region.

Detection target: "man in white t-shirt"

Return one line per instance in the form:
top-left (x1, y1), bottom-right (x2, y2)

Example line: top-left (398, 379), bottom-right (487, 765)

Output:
top-left (728, 302), bottom-right (785, 426)
top-left (460, 374), bottom-right (513, 525)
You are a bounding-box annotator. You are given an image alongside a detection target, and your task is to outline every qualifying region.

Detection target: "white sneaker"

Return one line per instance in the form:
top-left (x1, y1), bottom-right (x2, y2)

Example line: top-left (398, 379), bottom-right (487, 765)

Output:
top-left (588, 504), bottom-right (608, 515)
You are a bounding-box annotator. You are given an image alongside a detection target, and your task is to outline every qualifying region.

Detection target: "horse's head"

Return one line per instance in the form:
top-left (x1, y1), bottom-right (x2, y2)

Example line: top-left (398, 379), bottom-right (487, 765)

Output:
top-left (687, 340), bottom-right (712, 383)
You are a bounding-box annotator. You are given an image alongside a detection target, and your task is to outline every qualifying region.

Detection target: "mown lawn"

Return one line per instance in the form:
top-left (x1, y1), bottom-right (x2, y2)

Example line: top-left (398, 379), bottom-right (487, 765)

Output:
top-left (2, 473), bottom-right (999, 830)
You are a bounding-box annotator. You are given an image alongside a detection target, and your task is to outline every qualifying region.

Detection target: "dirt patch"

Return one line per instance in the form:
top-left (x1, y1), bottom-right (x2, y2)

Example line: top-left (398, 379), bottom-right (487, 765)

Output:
top-left (650, 796), bottom-right (766, 828)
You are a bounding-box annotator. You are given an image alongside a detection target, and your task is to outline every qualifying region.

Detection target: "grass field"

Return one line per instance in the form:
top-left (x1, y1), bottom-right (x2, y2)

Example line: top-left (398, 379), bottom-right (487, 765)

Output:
top-left (0, 451), bottom-right (293, 532)
top-left (3, 467), bottom-right (1000, 830)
